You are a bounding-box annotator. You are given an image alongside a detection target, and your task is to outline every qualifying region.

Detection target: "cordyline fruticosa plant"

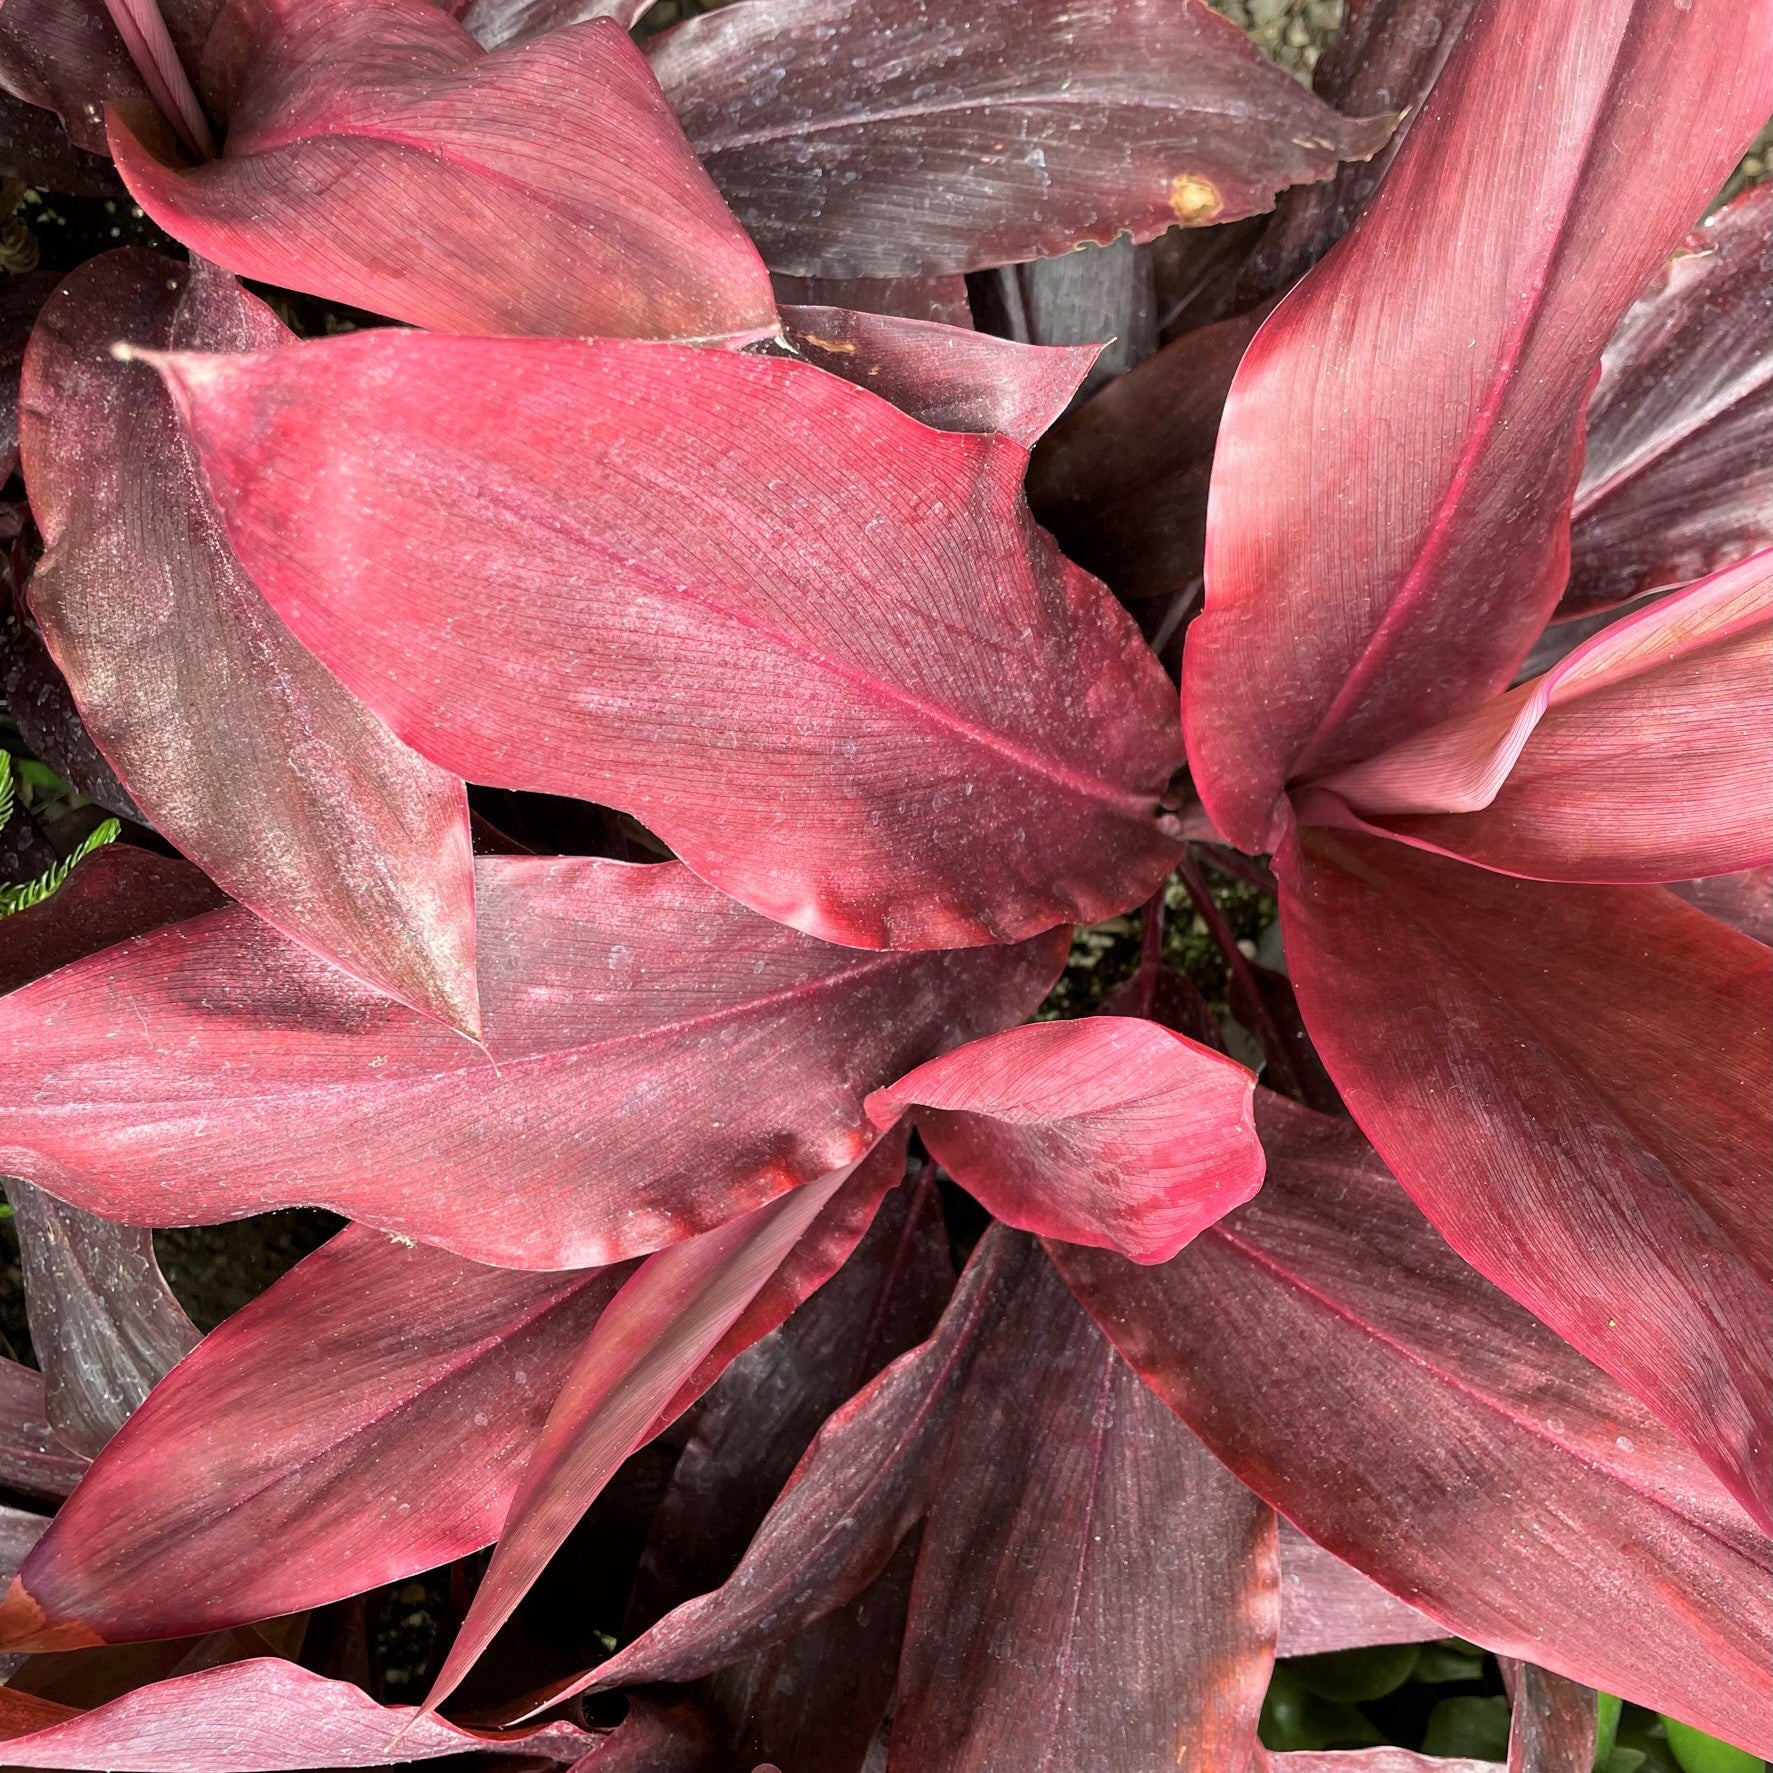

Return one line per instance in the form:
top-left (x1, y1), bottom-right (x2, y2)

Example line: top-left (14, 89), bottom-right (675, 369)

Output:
top-left (0, 0), bottom-right (1761, 1763)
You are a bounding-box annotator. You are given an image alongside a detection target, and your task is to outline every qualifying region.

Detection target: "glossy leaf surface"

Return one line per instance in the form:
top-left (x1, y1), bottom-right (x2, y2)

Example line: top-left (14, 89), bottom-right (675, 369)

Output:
top-left (649, 0), bottom-right (1389, 278)
top-left (111, 0), bottom-right (775, 342)
top-left (0, 1657), bottom-right (591, 1767)
top-left (867, 1016), bottom-right (1262, 1264)
top-left (1566, 185), bottom-right (1773, 617)
top-left (150, 330), bottom-right (1185, 949)
top-left (0, 857), bottom-right (1061, 1267)
top-left (1280, 835), bottom-right (1771, 1526)
top-left (1185, 0), bottom-right (1773, 852)
top-left (22, 249), bottom-right (480, 1033)
top-left (1055, 1092), bottom-right (1772, 1749)
top-left (779, 306), bottom-right (1096, 447)
top-left (1311, 553), bottom-right (1773, 883)
top-left (888, 1239), bottom-right (1276, 1773)
top-left (4, 1178), bottom-right (198, 1459)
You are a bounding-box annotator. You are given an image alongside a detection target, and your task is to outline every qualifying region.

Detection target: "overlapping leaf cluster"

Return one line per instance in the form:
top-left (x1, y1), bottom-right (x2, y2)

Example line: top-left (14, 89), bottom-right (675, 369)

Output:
top-left (0, 0), bottom-right (1765, 1767)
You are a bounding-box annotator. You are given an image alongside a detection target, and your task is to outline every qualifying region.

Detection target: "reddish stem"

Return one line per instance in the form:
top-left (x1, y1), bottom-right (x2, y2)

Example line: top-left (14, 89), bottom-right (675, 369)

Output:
top-left (1175, 853), bottom-right (1289, 1068)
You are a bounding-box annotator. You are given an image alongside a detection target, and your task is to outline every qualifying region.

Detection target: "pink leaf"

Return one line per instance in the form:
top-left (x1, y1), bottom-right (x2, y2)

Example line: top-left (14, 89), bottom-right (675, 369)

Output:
top-left (1184, 0), bottom-right (1773, 853)
top-left (648, 0), bottom-right (1390, 278)
top-left (779, 306), bottom-right (1098, 447)
top-left (866, 1016), bottom-right (1263, 1264)
top-left (422, 1161), bottom-right (869, 1712)
top-left (1279, 834), bottom-right (1771, 1527)
top-left (0, 1657), bottom-right (591, 1767)
top-left (1566, 185), bottom-right (1773, 618)
top-left (1052, 1092), bottom-right (1773, 1751)
top-left (96, 0), bottom-right (213, 156)
top-left (1307, 551), bottom-right (1773, 883)
top-left (0, 857), bottom-right (1061, 1268)
top-left (1276, 1521), bottom-right (1442, 1659)
top-left (109, 0), bottom-right (776, 343)
top-left (22, 250), bottom-right (481, 1034)
top-left (143, 330), bottom-right (1184, 949)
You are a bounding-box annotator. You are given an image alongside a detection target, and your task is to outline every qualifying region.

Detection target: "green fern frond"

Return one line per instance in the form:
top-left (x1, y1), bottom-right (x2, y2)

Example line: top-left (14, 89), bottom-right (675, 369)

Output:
top-left (0, 751), bottom-right (13, 834)
top-left (0, 817), bottom-right (122, 919)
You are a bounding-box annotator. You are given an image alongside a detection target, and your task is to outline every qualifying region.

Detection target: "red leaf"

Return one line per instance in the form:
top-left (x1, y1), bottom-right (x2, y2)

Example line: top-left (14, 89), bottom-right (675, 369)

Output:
top-left (1671, 867), bottom-right (1772, 945)
top-left (1266, 1756), bottom-right (1500, 1773)
top-left (0, 1362), bottom-right (87, 1503)
top-left (22, 249), bottom-right (480, 1034)
top-left (779, 306), bottom-right (1097, 447)
top-left (1505, 1664), bottom-right (1596, 1773)
top-left (1276, 1520), bottom-right (1440, 1659)
top-left (1565, 185), bottom-right (1773, 618)
top-left (1183, 0), bottom-right (1773, 853)
top-left (866, 1016), bottom-right (1262, 1264)
top-left (770, 273), bottom-right (974, 328)
top-left (887, 1239), bottom-right (1275, 1773)
top-left (3, 1178), bottom-right (198, 1459)
top-left (1307, 553), bottom-right (1773, 884)
top-left (1053, 1092), bottom-right (1773, 1750)
top-left (1279, 834), bottom-right (1771, 1527)
top-left (0, 857), bottom-right (1062, 1268)
top-left (0, 1657), bottom-right (592, 1767)
top-left (0, 1223), bottom-right (627, 1650)
top-left (648, 0), bottom-right (1390, 278)
top-left (421, 1157), bottom-right (879, 1712)
top-left (144, 330), bottom-right (1184, 949)
top-left (110, 0), bottom-right (776, 343)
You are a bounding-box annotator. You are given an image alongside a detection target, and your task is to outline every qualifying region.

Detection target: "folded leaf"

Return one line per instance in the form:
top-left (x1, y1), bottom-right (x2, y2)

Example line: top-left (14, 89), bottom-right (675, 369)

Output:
top-left (23, 249), bottom-right (480, 1034)
top-left (0, 856), bottom-right (1061, 1267)
top-left (0, 90), bottom-right (123, 194)
top-left (460, 0), bottom-right (630, 46)
top-left (1671, 868), bottom-right (1772, 945)
top-left (0, 0), bottom-right (148, 155)
top-left (991, 234), bottom-right (1159, 396)
top-left (1279, 834), bottom-right (1771, 1527)
top-left (779, 307), bottom-right (1097, 447)
top-left (1053, 1092), bottom-right (1773, 1750)
top-left (0, 1657), bottom-right (591, 1767)
top-left (1506, 1664), bottom-right (1596, 1773)
top-left (888, 1237), bottom-right (1276, 1773)
top-left (422, 1161), bottom-right (867, 1712)
top-left (0, 270), bottom-right (56, 481)
top-left (1566, 185), bottom-right (1773, 617)
top-left (0, 1361), bottom-right (87, 1502)
top-left (111, 0), bottom-right (776, 342)
top-left (649, 0), bottom-right (1390, 277)
top-left (771, 273), bottom-right (973, 327)
top-left (1310, 552), bottom-right (1773, 883)
top-left (1277, 1520), bottom-right (1441, 1658)
top-left (3, 1178), bottom-right (199, 1459)
top-left (147, 330), bottom-right (1184, 949)
top-left (1184, 0), bottom-right (1773, 853)
top-left (866, 1016), bottom-right (1263, 1264)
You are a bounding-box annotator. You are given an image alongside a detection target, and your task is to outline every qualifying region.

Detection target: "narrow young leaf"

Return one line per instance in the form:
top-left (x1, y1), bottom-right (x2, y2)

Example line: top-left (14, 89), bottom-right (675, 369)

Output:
top-left (145, 330), bottom-right (1185, 949)
top-left (22, 250), bottom-right (480, 1034)
top-left (867, 1016), bottom-right (1263, 1264)
top-left (1279, 835), bottom-right (1771, 1528)
top-left (110, 0), bottom-right (776, 343)
top-left (0, 857), bottom-right (1062, 1268)
top-left (649, 0), bottom-right (1390, 278)
top-left (1184, 0), bottom-right (1773, 852)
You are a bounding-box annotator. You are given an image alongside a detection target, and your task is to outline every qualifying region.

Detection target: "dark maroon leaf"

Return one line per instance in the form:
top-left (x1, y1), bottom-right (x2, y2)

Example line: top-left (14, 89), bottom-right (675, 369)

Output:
top-left (771, 273), bottom-right (974, 329)
top-left (460, 0), bottom-right (623, 47)
top-left (3, 1178), bottom-right (198, 1459)
top-left (993, 236), bottom-right (1159, 397)
top-left (0, 269), bottom-right (56, 481)
top-left (0, 1361), bottom-right (86, 1502)
top-left (1504, 1663), bottom-right (1596, 1773)
top-left (0, 89), bottom-right (122, 194)
top-left (1276, 1521), bottom-right (1440, 1658)
top-left (1670, 867), bottom-right (1772, 944)
top-left (649, 0), bottom-right (1390, 278)
top-left (1563, 184), bottom-right (1773, 617)
top-left (1053, 1092), bottom-right (1773, 1750)
top-left (0, 0), bottom-right (149, 156)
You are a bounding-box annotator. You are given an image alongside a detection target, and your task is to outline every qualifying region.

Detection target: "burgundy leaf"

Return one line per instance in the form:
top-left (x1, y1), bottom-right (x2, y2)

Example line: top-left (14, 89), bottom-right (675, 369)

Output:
top-left (1027, 305), bottom-right (1265, 603)
top-left (779, 306), bottom-right (1097, 447)
top-left (459, 0), bottom-right (630, 48)
top-left (0, 1506), bottom-right (47, 1584)
top-left (0, 842), bottom-right (222, 997)
top-left (0, 1361), bottom-right (86, 1502)
top-left (145, 330), bottom-right (1184, 949)
top-left (0, 1657), bottom-right (592, 1767)
top-left (887, 1239), bottom-right (1275, 1773)
top-left (0, 0), bottom-right (148, 155)
top-left (97, 0), bottom-right (213, 156)
top-left (1505, 1664), bottom-right (1596, 1773)
top-left (0, 857), bottom-right (1061, 1268)
top-left (1308, 553), bottom-right (1773, 884)
top-left (1276, 1520), bottom-right (1441, 1658)
top-left (421, 1159), bottom-right (876, 1713)
top-left (1053, 1091), bottom-right (1773, 1749)
top-left (111, 0), bottom-right (776, 343)
top-left (1183, 0), bottom-right (1773, 853)
top-left (0, 89), bottom-right (122, 194)
top-left (1565, 185), bottom-right (1773, 618)
top-left (648, 0), bottom-right (1390, 278)
top-left (866, 1016), bottom-right (1263, 1264)
top-left (770, 273), bottom-right (974, 328)
top-left (0, 269), bottom-right (57, 481)
top-left (0, 1223), bottom-right (627, 1651)
top-left (630, 1170), bottom-right (952, 1628)
top-left (22, 249), bottom-right (480, 1034)
top-left (3, 1177), bottom-right (198, 1458)
top-left (1279, 834), bottom-right (1771, 1526)
top-left (1670, 868), bottom-right (1772, 945)
top-left (994, 235), bottom-right (1159, 396)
